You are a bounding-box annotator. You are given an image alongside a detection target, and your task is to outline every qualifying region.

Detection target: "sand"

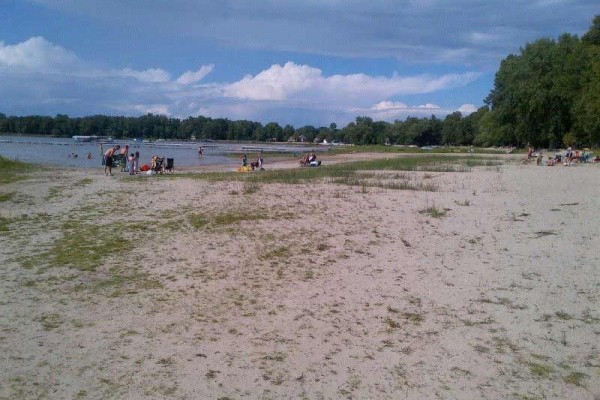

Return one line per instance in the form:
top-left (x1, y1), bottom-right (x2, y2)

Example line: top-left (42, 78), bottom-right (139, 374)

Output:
top-left (1, 154), bottom-right (599, 399)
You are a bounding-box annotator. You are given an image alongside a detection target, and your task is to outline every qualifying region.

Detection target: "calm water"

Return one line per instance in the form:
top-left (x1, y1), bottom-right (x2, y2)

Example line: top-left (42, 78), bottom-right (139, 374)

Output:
top-left (0, 135), bottom-right (327, 169)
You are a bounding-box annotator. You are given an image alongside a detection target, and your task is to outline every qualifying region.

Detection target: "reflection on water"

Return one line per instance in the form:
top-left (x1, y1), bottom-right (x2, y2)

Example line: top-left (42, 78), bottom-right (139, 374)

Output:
top-left (0, 135), bottom-right (328, 169)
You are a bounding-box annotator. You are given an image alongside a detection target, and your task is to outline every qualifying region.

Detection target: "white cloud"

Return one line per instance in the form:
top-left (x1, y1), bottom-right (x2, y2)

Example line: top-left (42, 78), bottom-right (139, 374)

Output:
top-left (417, 103), bottom-right (441, 109)
top-left (457, 103), bottom-right (478, 114)
top-left (372, 101), bottom-right (409, 110)
top-left (223, 62), bottom-right (478, 105)
top-left (0, 36), bottom-right (80, 71)
top-left (132, 104), bottom-right (171, 115)
top-left (176, 65), bottom-right (215, 85)
top-left (362, 101), bottom-right (448, 121)
top-left (119, 68), bottom-right (171, 83)
top-left (224, 62), bottom-right (320, 100)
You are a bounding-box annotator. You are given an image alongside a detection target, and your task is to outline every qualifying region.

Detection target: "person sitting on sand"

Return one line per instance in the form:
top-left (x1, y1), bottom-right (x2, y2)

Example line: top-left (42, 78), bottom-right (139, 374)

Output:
top-left (87, 152), bottom-right (93, 159)
top-left (103, 145), bottom-right (120, 176)
top-left (300, 154), bottom-right (310, 166)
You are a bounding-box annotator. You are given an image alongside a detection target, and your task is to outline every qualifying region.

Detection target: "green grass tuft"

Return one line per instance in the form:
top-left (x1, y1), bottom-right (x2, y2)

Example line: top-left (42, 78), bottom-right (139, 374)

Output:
top-left (0, 156), bottom-right (34, 184)
top-left (528, 362), bottom-right (554, 377)
top-left (49, 221), bottom-right (131, 271)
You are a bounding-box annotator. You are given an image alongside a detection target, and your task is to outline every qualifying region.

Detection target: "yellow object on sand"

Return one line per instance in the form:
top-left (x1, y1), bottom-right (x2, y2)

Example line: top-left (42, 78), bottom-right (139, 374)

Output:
top-left (237, 166), bottom-right (252, 172)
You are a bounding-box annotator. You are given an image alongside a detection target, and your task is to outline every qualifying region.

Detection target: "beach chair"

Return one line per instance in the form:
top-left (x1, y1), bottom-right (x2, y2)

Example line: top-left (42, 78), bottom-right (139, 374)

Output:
top-left (152, 157), bottom-right (165, 173)
top-left (165, 158), bottom-right (174, 173)
top-left (113, 154), bottom-right (126, 169)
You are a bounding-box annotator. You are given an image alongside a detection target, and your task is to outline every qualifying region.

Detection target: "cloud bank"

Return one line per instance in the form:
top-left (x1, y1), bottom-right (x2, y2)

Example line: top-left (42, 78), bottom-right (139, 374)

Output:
top-left (0, 37), bottom-right (481, 125)
top-left (29, 0), bottom-right (599, 65)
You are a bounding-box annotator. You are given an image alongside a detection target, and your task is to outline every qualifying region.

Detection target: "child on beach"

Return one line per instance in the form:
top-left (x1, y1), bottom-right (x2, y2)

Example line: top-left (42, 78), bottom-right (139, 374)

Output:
top-left (128, 153), bottom-right (136, 175)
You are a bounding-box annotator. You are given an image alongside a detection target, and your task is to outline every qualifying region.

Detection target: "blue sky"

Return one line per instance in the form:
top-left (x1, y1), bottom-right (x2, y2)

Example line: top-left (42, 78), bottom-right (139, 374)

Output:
top-left (0, 0), bottom-right (597, 127)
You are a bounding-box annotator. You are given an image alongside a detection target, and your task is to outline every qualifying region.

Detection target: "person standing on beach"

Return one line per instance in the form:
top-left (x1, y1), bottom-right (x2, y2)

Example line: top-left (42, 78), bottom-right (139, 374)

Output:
top-left (134, 151), bottom-right (140, 173)
top-left (104, 145), bottom-right (120, 176)
top-left (119, 145), bottom-right (129, 172)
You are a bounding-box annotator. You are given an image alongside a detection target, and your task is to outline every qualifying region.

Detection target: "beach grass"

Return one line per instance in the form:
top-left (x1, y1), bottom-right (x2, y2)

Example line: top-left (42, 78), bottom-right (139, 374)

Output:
top-left (0, 192), bottom-right (15, 202)
top-left (187, 155), bottom-right (503, 185)
top-left (0, 216), bottom-right (11, 233)
top-left (0, 155), bottom-right (34, 184)
top-left (48, 221), bottom-right (132, 272)
top-left (328, 145), bottom-right (508, 155)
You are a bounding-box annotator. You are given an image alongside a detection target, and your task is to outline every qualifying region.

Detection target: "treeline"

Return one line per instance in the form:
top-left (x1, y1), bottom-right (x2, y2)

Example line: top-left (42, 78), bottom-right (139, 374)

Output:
top-left (1, 16), bottom-right (599, 148)
top-left (0, 111), bottom-right (487, 146)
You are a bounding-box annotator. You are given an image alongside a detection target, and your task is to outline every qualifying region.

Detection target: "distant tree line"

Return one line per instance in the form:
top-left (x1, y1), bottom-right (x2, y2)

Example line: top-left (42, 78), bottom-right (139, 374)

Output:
top-left (0, 111), bottom-right (487, 147)
top-left (1, 15), bottom-right (598, 148)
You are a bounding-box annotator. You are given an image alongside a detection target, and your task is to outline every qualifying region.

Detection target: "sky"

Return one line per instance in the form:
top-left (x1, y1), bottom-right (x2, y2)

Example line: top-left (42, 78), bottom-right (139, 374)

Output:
top-left (0, 1), bottom-right (597, 127)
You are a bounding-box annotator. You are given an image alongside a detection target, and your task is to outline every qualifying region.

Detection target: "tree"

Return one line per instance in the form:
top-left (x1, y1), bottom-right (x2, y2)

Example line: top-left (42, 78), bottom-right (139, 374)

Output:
top-left (442, 112), bottom-right (463, 145)
top-left (582, 15), bottom-right (600, 45)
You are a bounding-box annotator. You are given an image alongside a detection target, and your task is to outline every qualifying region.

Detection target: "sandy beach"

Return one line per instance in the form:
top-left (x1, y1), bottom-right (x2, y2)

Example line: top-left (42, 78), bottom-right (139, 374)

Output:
top-left (1, 153), bottom-right (599, 399)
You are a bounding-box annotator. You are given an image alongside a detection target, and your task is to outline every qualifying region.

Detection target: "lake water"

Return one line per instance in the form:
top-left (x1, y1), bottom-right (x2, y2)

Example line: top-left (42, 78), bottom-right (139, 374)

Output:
top-left (0, 135), bottom-right (327, 169)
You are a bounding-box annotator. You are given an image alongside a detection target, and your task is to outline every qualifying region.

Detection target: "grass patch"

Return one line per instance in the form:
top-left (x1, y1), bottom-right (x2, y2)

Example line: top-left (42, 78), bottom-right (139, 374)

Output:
top-left (0, 192), bottom-right (16, 202)
top-left (188, 209), bottom-right (271, 230)
top-left (0, 216), bottom-right (12, 233)
top-left (334, 173), bottom-right (439, 191)
top-left (214, 211), bottom-right (264, 226)
top-left (419, 205), bottom-right (446, 218)
top-left (75, 178), bottom-right (94, 186)
top-left (188, 213), bottom-right (209, 229)
top-left (328, 145), bottom-right (507, 155)
top-left (555, 311), bottom-right (573, 320)
top-left (48, 221), bottom-right (132, 272)
top-left (563, 371), bottom-right (587, 387)
top-left (528, 362), bottom-right (554, 377)
top-left (186, 155), bottom-right (503, 185)
top-left (261, 246), bottom-right (290, 260)
top-left (37, 313), bottom-right (63, 331)
top-left (384, 317), bottom-right (401, 330)
top-left (94, 266), bottom-right (163, 295)
top-left (243, 182), bottom-right (260, 194)
top-left (0, 156), bottom-right (34, 184)
top-left (403, 312), bottom-right (425, 324)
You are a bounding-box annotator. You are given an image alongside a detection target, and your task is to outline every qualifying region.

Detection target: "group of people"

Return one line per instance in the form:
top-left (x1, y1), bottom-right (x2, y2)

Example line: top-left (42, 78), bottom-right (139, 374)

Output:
top-left (241, 153), bottom-right (264, 171)
top-left (529, 146), bottom-right (594, 167)
top-left (299, 153), bottom-right (319, 167)
top-left (102, 144), bottom-right (140, 176)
